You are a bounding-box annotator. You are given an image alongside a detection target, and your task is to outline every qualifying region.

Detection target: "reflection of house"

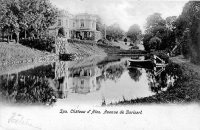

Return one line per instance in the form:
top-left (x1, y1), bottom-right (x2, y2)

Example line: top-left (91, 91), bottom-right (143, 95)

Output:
top-left (48, 10), bottom-right (101, 41)
top-left (67, 66), bottom-right (102, 94)
top-left (55, 61), bottom-right (102, 97)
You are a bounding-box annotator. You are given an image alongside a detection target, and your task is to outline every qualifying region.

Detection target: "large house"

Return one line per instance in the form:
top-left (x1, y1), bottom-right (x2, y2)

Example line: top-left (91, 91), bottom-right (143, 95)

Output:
top-left (48, 10), bottom-right (102, 41)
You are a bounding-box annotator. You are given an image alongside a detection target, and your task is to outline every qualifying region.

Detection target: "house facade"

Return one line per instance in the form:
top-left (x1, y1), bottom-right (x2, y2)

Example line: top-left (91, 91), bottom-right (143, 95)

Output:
top-left (48, 10), bottom-right (102, 41)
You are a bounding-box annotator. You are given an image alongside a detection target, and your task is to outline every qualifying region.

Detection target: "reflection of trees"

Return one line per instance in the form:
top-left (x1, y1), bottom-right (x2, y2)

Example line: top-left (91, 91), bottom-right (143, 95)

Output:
top-left (105, 65), bottom-right (124, 81)
top-left (146, 69), bottom-right (168, 94)
top-left (128, 67), bottom-right (142, 82)
top-left (20, 64), bottom-right (55, 79)
top-left (0, 64), bottom-right (56, 105)
top-left (146, 63), bottom-right (182, 94)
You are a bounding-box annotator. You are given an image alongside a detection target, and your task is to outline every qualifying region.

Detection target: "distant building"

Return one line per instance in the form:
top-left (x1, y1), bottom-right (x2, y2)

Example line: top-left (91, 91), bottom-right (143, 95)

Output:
top-left (48, 10), bottom-right (102, 41)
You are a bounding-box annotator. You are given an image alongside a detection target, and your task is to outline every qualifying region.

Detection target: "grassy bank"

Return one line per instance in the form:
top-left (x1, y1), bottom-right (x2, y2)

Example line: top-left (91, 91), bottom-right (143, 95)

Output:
top-left (66, 42), bottom-right (107, 60)
top-left (109, 55), bottom-right (200, 105)
top-left (0, 42), bottom-right (57, 75)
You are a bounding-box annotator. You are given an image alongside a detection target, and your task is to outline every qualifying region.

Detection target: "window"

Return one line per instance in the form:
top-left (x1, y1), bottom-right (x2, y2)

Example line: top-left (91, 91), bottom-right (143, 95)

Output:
top-left (58, 19), bottom-right (62, 26)
top-left (80, 19), bottom-right (84, 27)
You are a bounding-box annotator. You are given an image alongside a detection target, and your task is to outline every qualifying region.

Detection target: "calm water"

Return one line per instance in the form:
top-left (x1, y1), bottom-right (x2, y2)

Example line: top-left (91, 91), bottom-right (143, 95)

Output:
top-left (0, 56), bottom-right (178, 106)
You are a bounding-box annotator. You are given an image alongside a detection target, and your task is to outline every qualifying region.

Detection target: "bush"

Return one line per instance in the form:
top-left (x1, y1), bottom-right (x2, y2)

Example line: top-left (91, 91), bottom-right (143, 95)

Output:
top-left (148, 50), bottom-right (170, 63)
top-left (97, 39), bottom-right (110, 45)
top-left (19, 37), bottom-right (55, 52)
top-left (67, 39), bottom-right (96, 45)
top-left (129, 46), bottom-right (139, 50)
top-left (58, 27), bottom-right (65, 37)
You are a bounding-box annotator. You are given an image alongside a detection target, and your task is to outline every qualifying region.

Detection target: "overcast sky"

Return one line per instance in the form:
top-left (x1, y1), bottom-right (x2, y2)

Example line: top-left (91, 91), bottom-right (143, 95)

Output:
top-left (50, 0), bottom-right (188, 31)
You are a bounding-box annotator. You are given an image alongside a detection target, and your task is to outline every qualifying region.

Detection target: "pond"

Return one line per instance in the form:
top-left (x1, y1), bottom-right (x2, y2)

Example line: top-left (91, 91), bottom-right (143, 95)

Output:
top-left (0, 56), bottom-right (181, 106)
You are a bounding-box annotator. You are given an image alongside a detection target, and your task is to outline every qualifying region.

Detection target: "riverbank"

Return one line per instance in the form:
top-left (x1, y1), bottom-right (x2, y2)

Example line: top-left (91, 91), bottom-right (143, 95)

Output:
top-left (110, 55), bottom-right (200, 105)
top-left (67, 41), bottom-right (107, 60)
top-left (0, 42), bottom-right (57, 75)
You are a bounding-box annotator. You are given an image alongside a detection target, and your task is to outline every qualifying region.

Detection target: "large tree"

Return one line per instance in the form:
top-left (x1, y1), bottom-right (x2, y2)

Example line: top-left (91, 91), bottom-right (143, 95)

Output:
top-left (0, 0), bottom-right (19, 42)
top-left (0, 0), bottom-right (58, 42)
top-left (106, 23), bottom-right (124, 41)
top-left (145, 13), bottom-right (166, 34)
top-left (177, 1), bottom-right (200, 64)
top-left (126, 24), bottom-right (141, 43)
top-left (143, 13), bottom-right (177, 51)
top-left (96, 15), bottom-right (106, 39)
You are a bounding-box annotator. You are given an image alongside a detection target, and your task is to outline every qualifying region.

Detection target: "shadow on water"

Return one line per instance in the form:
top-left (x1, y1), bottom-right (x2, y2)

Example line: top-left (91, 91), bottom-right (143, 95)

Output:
top-left (0, 56), bottom-right (184, 106)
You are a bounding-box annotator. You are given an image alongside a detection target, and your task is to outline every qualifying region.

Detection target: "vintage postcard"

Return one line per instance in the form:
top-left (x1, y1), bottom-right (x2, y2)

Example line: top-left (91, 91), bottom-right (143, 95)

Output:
top-left (0, 0), bottom-right (200, 130)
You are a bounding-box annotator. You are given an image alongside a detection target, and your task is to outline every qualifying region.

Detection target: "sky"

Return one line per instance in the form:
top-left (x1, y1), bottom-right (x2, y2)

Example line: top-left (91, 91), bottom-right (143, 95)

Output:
top-left (50, 0), bottom-right (188, 31)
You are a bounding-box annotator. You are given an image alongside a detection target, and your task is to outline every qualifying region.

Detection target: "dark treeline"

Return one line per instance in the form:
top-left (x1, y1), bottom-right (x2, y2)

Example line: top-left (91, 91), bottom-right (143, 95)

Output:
top-left (143, 1), bottom-right (200, 65)
top-left (0, 0), bottom-right (58, 43)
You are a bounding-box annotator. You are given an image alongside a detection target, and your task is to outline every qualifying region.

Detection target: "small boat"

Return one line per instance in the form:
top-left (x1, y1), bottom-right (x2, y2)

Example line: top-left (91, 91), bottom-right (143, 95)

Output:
top-left (129, 59), bottom-right (155, 69)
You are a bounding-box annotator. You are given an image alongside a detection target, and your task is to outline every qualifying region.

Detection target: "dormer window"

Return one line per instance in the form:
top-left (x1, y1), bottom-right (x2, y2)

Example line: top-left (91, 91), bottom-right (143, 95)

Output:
top-left (58, 19), bottom-right (62, 26)
top-left (80, 19), bottom-right (84, 27)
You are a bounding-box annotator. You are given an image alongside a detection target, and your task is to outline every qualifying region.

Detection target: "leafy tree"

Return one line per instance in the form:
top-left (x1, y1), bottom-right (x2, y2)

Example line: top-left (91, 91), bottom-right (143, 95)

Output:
top-left (58, 27), bottom-right (65, 37)
top-left (127, 24), bottom-right (141, 43)
top-left (0, 0), bottom-right (58, 42)
top-left (145, 13), bottom-right (166, 34)
top-left (143, 13), bottom-right (177, 51)
top-left (0, 0), bottom-right (19, 43)
top-left (176, 1), bottom-right (200, 64)
top-left (106, 23), bottom-right (124, 41)
top-left (96, 15), bottom-right (106, 39)
top-left (128, 68), bottom-right (142, 82)
top-left (166, 16), bottom-right (177, 31)
top-left (149, 36), bottom-right (162, 50)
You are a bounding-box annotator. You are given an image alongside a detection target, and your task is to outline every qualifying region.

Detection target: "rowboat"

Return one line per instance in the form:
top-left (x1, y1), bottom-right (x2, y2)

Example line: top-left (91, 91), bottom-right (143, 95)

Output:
top-left (128, 59), bottom-right (155, 69)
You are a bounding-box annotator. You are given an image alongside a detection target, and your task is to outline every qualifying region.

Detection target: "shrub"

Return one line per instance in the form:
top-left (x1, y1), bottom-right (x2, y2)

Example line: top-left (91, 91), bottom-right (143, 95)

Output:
top-left (67, 39), bottom-right (96, 45)
top-left (58, 27), bottom-right (65, 37)
top-left (19, 37), bottom-right (55, 52)
top-left (149, 50), bottom-right (170, 63)
top-left (129, 46), bottom-right (139, 50)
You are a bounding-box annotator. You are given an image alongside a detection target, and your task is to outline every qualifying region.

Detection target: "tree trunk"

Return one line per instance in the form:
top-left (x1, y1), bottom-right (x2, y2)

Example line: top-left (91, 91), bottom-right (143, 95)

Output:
top-left (7, 35), bottom-right (9, 43)
top-left (190, 18), bottom-right (200, 64)
top-left (11, 33), bottom-right (12, 41)
top-left (2, 31), bottom-right (4, 41)
top-left (25, 30), bottom-right (27, 39)
top-left (16, 32), bottom-right (19, 43)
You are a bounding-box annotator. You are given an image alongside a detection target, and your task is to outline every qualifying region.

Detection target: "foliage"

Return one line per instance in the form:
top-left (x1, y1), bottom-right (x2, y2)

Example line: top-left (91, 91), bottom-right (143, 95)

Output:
top-left (68, 39), bottom-right (96, 45)
top-left (105, 65), bottom-right (124, 81)
top-left (0, 65), bottom-right (56, 105)
top-left (143, 13), bottom-right (177, 52)
top-left (128, 68), bottom-right (142, 82)
top-left (58, 27), bottom-right (65, 37)
top-left (0, 0), bottom-right (58, 41)
top-left (96, 15), bottom-right (106, 38)
top-left (150, 50), bottom-right (170, 63)
top-left (129, 46), bottom-right (139, 50)
top-left (149, 36), bottom-right (162, 50)
top-left (106, 23), bottom-right (124, 41)
top-left (19, 36), bottom-right (55, 52)
top-left (126, 24), bottom-right (141, 43)
top-left (176, 1), bottom-right (200, 64)
top-left (124, 38), bottom-right (127, 43)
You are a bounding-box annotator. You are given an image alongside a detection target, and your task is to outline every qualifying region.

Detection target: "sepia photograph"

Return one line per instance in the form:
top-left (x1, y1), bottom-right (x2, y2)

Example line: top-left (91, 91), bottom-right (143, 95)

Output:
top-left (0, 0), bottom-right (200, 129)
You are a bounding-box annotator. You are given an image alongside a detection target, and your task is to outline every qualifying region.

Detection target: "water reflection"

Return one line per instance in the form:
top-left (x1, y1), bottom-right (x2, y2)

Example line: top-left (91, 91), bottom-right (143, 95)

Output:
top-left (0, 65), bottom-right (56, 105)
top-left (0, 56), bottom-right (180, 106)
